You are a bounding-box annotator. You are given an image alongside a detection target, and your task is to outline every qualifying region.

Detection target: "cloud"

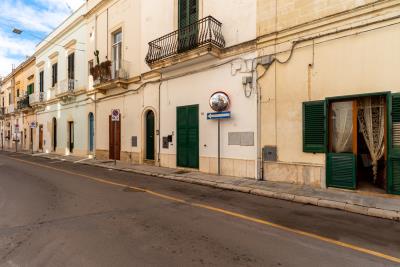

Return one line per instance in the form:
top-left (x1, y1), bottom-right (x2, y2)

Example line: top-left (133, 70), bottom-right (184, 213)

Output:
top-left (0, 0), bottom-right (84, 33)
top-left (0, 0), bottom-right (84, 77)
top-left (0, 28), bottom-right (36, 77)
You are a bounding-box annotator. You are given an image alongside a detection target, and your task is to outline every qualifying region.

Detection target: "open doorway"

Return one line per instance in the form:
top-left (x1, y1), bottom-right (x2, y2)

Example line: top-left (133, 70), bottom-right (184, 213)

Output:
top-left (52, 117), bottom-right (57, 152)
top-left (356, 96), bottom-right (386, 193)
top-left (68, 121), bottom-right (74, 153)
top-left (145, 110), bottom-right (155, 161)
top-left (327, 95), bottom-right (387, 193)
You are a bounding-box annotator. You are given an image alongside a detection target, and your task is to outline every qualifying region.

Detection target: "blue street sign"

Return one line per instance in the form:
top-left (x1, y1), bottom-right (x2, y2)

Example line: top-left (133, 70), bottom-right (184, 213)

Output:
top-left (207, 111), bottom-right (231, 120)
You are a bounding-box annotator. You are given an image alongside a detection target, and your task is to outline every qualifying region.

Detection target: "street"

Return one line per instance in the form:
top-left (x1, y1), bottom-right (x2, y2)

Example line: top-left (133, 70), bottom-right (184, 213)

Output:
top-left (0, 151), bottom-right (399, 266)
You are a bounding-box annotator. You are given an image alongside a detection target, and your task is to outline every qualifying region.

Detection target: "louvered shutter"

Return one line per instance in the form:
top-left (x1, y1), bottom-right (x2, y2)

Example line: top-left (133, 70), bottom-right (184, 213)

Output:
top-left (303, 101), bottom-right (327, 153)
top-left (327, 153), bottom-right (356, 189)
top-left (177, 106), bottom-right (188, 167)
top-left (188, 0), bottom-right (197, 25)
top-left (177, 105), bottom-right (199, 168)
top-left (390, 94), bottom-right (400, 194)
top-left (179, 0), bottom-right (188, 29)
top-left (187, 105), bottom-right (199, 168)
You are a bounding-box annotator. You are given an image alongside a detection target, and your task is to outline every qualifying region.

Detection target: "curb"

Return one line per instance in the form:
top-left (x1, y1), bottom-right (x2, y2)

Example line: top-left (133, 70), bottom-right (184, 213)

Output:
top-left (25, 152), bottom-right (400, 222)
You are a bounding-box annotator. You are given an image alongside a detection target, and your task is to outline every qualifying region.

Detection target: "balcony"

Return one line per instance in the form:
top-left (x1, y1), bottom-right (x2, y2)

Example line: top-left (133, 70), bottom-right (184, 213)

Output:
top-left (17, 95), bottom-right (30, 111)
top-left (6, 104), bottom-right (14, 115)
top-left (56, 79), bottom-right (76, 101)
top-left (92, 60), bottom-right (131, 92)
top-left (145, 16), bottom-right (225, 69)
top-left (29, 92), bottom-right (45, 106)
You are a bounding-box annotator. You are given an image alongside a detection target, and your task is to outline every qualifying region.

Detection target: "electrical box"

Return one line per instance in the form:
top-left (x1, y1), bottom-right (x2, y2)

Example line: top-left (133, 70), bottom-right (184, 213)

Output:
top-left (242, 76), bottom-right (252, 85)
top-left (263, 146), bottom-right (277, 161)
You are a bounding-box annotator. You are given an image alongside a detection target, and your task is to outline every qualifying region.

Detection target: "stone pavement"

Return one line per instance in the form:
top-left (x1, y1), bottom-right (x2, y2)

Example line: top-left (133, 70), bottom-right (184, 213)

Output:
top-left (11, 150), bottom-right (400, 221)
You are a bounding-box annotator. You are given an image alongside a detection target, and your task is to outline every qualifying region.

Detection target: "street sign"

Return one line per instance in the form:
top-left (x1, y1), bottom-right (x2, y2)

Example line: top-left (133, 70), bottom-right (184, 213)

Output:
top-left (15, 124), bottom-right (19, 132)
top-left (111, 109), bottom-right (120, 121)
top-left (30, 122), bottom-right (37, 128)
top-left (207, 111), bottom-right (231, 120)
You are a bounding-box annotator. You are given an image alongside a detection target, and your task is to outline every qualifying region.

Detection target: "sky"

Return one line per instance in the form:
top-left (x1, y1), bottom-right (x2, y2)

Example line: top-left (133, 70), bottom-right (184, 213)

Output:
top-left (0, 0), bottom-right (85, 78)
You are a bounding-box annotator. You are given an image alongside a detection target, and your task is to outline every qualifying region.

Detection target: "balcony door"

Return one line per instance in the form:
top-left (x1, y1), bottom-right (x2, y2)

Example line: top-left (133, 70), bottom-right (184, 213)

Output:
top-left (68, 53), bottom-right (75, 91)
top-left (178, 0), bottom-right (198, 52)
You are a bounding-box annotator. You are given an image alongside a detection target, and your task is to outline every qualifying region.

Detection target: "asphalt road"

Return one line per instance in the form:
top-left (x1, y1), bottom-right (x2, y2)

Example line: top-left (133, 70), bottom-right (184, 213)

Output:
top-left (0, 151), bottom-right (399, 267)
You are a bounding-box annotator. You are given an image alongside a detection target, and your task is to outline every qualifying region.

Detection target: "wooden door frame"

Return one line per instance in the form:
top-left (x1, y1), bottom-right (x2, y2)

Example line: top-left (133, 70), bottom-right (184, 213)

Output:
top-left (326, 92), bottom-right (390, 192)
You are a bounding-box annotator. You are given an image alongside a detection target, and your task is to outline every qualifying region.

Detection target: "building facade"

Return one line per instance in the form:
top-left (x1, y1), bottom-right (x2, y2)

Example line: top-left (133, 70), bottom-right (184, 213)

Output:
top-left (1, 0), bottom-right (399, 195)
top-left (0, 57), bottom-right (35, 152)
top-left (257, 0), bottom-right (400, 194)
top-left (31, 4), bottom-right (91, 156)
top-left (86, 0), bottom-right (258, 178)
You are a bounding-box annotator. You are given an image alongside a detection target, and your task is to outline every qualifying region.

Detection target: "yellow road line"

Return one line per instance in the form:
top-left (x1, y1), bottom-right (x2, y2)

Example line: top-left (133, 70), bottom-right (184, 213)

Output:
top-left (6, 155), bottom-right (400, 264)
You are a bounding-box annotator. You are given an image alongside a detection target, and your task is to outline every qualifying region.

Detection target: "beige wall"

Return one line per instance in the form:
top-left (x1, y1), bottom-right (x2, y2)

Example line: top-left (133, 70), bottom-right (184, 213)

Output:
top-left (257, 0), bottom-right (400, 186)
top-left (257, 0), bottom-right (383, 36)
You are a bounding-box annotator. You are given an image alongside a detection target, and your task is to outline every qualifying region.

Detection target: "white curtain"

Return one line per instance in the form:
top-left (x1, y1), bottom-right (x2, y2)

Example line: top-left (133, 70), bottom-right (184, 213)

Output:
top-left (358, 96), bottom-right (385, 183)
top-left (332, 101), bottom-right (354, 153)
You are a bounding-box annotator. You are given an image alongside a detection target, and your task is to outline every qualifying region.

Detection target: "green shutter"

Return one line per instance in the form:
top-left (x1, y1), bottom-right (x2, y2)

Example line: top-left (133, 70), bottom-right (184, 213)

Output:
top-left (327, 153), bottom-right (356, 189)
top-left (179, 0), bottom-right (188, 29)
top-left (303, 100), bottom-right (327, 153)
top-left (177, 105), bottom-right (199, 168)
top-left (178, 0), bottom-right (198, 51)
top-left (389, 94), bottom-right (400, 194)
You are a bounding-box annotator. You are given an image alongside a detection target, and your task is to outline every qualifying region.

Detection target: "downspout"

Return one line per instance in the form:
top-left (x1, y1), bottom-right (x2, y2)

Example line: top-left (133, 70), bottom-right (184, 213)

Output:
top-left (158, 74), bottom-right (162, 166)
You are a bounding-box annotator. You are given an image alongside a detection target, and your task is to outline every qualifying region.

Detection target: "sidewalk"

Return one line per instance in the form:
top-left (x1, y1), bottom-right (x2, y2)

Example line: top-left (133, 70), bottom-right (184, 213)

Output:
top-left (17, 151), bottom-right (400, 221)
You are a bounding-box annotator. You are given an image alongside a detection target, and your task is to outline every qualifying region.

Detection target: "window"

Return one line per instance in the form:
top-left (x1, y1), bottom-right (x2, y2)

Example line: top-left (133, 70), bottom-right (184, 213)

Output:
top-left (303, 100), bottom-right (326, 153)
top-left (68, 53), bottom-right (75, 90)
top-left (8, 93), bottom-right (11, 105)
top-left (16, 89), bottom-right (20, 98)
top-left (112, 31), bottom-right (122, 76)
top-left (27, 83), bottom-right (34, 95)
top-left (39, 71), bottom-right (44, 92)
top-left (52, 63), bottom-right (58, 87)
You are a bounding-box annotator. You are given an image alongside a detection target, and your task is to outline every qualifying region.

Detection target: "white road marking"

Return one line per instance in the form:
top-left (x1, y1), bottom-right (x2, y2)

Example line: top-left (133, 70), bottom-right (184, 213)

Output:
top-left (74, 158), bottom-right (91, 163)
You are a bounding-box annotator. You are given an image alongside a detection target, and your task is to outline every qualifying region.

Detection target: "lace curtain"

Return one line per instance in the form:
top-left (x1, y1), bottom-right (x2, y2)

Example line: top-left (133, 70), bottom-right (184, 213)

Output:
top-left (358, 96), bottom-right (385, 182)
top-left (332, 101), bottom-right (354, 153)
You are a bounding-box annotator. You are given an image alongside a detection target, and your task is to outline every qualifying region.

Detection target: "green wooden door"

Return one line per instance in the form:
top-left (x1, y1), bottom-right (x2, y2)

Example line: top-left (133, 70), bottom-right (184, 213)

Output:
top-left (178, 0), bottom-right (198, 52)
top-left (146, 111), bottom-right (155, 160)
top-left (177, 105), bottom-right (199, 168)
top-left (327, 153), bottom-right (356, 189)
top-left (388, 94), bottom-right (400, 194)
top-left (326, 100), bottom-right (357, 189)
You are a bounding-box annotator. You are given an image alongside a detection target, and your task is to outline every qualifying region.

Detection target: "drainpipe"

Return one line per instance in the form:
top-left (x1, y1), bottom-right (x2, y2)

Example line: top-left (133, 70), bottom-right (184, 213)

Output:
top-left (158, 74), bottom-right (162, 165)
top-left (255, 62), bottom-right (262, 181)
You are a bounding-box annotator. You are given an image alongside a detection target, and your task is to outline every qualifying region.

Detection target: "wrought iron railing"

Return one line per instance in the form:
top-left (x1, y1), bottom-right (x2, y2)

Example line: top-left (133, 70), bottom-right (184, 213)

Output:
top-left (145, 16), bottom-right (225, 64)
top-left (59, 79), bottom-right (76, 94)
top-left (29, 92), bottom-right (45, 105)
top-left (17, 95), bottom-right (30, 109)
